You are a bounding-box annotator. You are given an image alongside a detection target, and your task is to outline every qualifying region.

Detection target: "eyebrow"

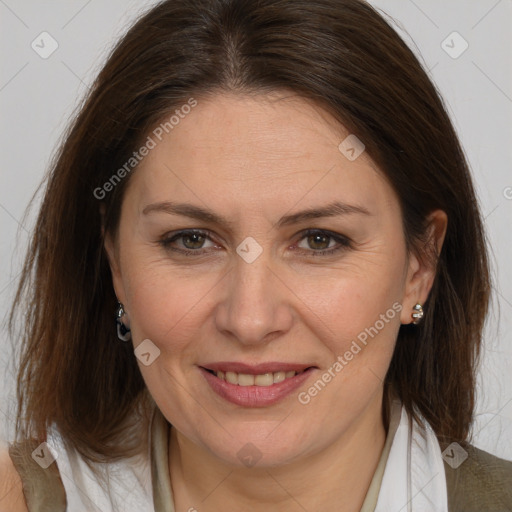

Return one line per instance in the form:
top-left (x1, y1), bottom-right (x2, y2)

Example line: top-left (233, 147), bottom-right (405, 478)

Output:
top-left (142, 200), bottom-right (371, 229)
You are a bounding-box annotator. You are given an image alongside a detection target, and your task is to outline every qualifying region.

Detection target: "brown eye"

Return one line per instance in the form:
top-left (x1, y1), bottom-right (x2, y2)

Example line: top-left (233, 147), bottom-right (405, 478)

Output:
top-left (296, 229), bottom-right (351, 257)
top-left (160, 230), bottom-right (216, 254)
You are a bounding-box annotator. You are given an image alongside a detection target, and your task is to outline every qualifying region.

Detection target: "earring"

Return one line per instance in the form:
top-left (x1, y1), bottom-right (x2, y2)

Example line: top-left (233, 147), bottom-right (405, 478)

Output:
top-left (116, 302), bottom-right (131, 341)
top-left (411, 303), bottom-right (424, 324)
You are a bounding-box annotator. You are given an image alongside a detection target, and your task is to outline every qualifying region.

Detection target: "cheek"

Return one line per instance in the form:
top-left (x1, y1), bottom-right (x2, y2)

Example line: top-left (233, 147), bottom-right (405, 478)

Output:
top-left (294, 251), bottom-right (406, 351)
top-left (122, 258), bottom-right (220, 353)
top-left (295, 266), bottom-right (404, 414)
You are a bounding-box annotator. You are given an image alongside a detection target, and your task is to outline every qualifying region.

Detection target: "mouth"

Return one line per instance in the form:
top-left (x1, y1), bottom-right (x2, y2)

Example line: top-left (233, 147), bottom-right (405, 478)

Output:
top-left (199, 362), bottom-right (318, 407)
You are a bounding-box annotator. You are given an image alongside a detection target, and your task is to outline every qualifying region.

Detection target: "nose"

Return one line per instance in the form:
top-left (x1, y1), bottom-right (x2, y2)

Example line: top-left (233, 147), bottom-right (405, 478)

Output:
top-left (214, 251), bottom-right (294, 346)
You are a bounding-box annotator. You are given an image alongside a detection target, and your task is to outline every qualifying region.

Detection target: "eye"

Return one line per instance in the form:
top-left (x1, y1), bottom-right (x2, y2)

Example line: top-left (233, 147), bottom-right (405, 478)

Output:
top-left (159, 230), bottom-right (217, 255)
top-left (295, 229), bottom-right (351, 257)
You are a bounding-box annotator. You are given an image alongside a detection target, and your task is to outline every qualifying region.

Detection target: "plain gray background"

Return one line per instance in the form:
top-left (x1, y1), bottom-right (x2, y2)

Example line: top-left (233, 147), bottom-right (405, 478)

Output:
top-left (1, 0), bottom-right (511, 459)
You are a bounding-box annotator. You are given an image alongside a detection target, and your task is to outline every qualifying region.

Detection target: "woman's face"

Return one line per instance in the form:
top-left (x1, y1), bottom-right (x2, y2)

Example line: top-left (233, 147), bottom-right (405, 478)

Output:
top-left (106, 92), bottom-right (434, 467)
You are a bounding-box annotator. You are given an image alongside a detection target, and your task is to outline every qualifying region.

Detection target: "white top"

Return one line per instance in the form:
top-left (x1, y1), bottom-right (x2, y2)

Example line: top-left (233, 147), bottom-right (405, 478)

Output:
top-left (375, 404), bottom-right (448, 511)
top-left (46, 428), bottom-right (153, 512)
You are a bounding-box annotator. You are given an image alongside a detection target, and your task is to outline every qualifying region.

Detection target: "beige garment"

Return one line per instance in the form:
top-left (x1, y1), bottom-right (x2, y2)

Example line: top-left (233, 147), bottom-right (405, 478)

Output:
top-left (8, 437), bottom-right (66, 512)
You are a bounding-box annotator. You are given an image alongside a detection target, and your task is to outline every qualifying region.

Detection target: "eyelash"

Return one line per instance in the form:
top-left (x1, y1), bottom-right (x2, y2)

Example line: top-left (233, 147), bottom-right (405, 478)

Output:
top-left (159, 229), bottom-right (352, 258)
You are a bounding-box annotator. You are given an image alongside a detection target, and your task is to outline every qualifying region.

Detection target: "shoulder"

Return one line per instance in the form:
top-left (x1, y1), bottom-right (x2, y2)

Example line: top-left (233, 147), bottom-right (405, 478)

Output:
top-left (1, 438), bottom-right (66, 512)
top-left (443, 442), bottom-right (512, 511)
top-left (0, 442), bottom-right (28, 512)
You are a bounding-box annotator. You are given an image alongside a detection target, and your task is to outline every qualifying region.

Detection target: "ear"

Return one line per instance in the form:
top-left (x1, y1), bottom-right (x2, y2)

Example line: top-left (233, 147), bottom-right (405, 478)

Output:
top-left (400, 209), bottom-right (448, 324)
top-left (101, 205), bottom-right (128, 313)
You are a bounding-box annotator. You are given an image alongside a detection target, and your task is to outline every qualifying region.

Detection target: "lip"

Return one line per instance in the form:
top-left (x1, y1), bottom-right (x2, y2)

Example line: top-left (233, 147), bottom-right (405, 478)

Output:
top-left (199, 364), bottom-right (317, 407)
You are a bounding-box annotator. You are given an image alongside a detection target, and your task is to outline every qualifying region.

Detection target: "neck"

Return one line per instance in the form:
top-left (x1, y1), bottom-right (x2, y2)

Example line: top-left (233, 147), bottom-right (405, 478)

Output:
top-left (169, 390), bottom-right (387, 512)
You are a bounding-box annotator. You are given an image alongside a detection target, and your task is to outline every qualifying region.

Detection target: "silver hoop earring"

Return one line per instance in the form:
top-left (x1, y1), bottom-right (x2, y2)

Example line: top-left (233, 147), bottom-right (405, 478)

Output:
top-left (411, 303), bottom-right (424, 325)
top-left (116, 302), bottom-right (131, 341)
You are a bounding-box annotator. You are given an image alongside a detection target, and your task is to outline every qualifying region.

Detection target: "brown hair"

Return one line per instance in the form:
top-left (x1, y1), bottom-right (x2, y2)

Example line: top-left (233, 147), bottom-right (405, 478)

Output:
top-left (9, 0), bottom-right (490, 463)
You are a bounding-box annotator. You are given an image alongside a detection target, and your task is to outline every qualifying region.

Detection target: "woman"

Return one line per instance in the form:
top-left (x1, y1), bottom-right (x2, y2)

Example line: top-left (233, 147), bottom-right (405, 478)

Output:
top-left (1, 0), bottom-right (511, 510)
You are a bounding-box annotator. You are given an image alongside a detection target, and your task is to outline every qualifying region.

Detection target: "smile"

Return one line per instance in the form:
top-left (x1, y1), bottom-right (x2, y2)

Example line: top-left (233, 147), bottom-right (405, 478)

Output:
top-left (199, 363), bottom-right (317, 407)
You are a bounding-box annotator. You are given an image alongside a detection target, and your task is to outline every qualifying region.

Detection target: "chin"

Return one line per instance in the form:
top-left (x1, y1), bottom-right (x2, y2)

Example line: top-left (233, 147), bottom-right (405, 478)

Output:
top-left (197, 426), bottom-right (315, 469)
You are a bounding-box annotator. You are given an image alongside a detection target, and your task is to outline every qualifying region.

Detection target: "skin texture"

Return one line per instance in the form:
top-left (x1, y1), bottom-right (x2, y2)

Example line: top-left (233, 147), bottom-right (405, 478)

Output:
top-left (105, 92), bottom-right (447, 511)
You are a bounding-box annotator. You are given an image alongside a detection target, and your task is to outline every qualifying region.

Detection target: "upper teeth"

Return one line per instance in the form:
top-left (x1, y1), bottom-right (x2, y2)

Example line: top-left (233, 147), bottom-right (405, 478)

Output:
top-left (215, 370), bottom-right (300, 386)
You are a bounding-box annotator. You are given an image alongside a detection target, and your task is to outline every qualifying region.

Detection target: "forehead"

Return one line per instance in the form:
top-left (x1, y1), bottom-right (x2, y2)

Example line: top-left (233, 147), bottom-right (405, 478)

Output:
top-left (124, 92), bottom-right (397, 219)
